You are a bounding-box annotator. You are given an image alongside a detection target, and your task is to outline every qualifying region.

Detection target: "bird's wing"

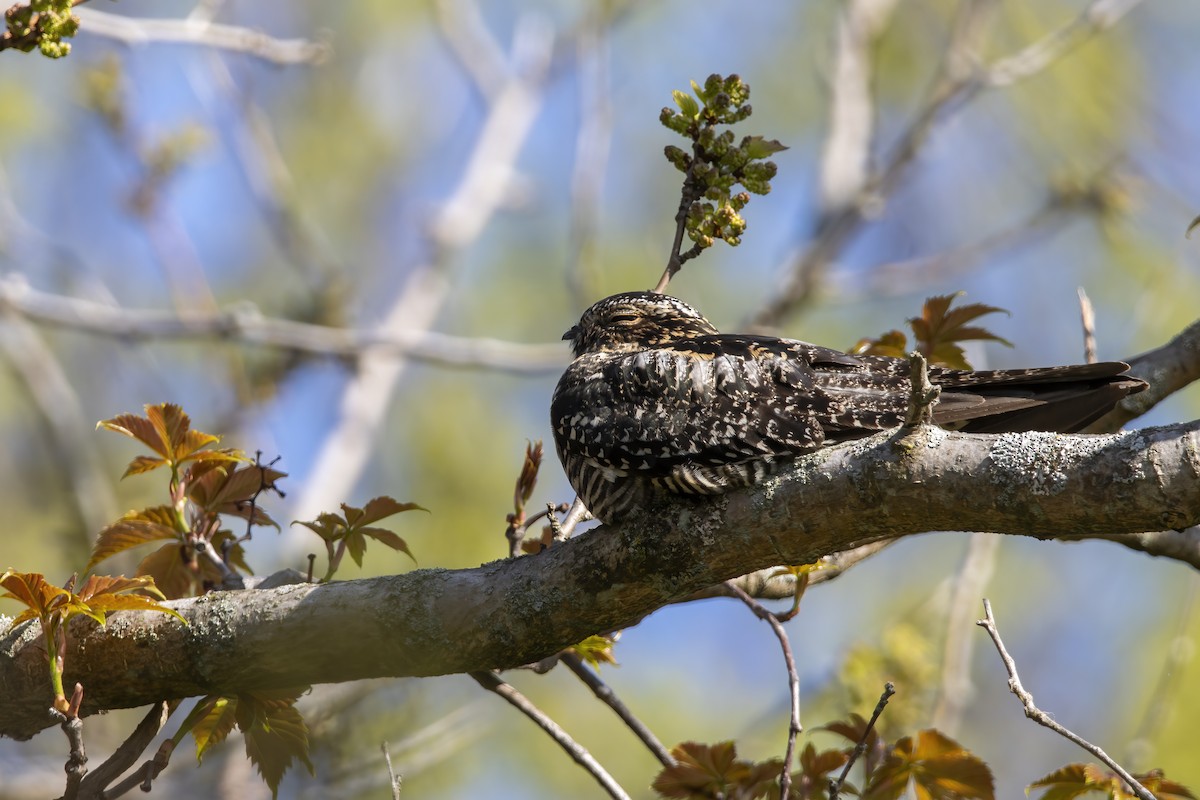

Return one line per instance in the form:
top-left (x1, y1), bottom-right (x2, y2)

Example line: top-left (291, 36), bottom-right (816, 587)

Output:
top-left (550, 334), bottom-right (912, 479)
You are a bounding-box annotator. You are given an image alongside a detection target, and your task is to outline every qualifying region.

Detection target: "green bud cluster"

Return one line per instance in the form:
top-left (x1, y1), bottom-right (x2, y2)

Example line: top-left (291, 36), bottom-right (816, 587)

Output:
top-left (5, 0), bottom-right (79, 58)
top-left (660, 74), bottom-right (786, 250)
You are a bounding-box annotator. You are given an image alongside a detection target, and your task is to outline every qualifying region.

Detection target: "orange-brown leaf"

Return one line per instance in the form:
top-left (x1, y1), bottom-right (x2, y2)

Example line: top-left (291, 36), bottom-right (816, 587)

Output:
top-left (865, 729), bottom-right (993, 800)
top-left (87, 506), bottom-right (180, 571)
top-left (137, 543), bottom-right (195, 600)
top-left (0, 570), bottom-right (71, 622)
top-left (851, 330), bottom-right (908, 359)
top-left (653, 741), bottom-right (766, 798)
top-left (98, 412), bottom-right (169, 458)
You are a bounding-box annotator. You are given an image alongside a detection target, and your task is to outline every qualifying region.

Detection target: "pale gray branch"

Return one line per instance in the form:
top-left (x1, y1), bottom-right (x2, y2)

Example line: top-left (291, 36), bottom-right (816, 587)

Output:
top-left (3, 420), bottom-right (1198, 740)
top-left (0, 276), bottom-right (564, 374)
top-left (76, 8), bottom-right (330, 65)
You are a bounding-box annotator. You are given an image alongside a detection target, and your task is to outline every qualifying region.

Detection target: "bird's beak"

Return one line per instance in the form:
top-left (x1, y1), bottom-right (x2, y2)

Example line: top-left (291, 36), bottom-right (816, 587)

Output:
top-left (562, 325), bottom-right (579, 342)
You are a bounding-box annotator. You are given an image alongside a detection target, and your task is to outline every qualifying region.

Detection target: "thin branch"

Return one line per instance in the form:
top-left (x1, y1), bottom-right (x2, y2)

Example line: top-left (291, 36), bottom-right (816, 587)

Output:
top-left (381, 741), bottom-right (401, 800)
top-left (984, 0), bottom-right (1146, 87)
top-left (76, 700), bottom-right (175, 799)
top-left (753, 0), bottom-right (1147, 327)
top-left (976, 599), bottom-right (1155, 800)
top-left (75, 8), bottom-right (330, 65)
top-left (0, 276), bottom-right (564, 375)
top-left (561, 652), bottom-right (675, 768)
top-left (432, 0), bottom-right (510, 98)
top-left (0, 314), bottom-right (118, 544)
top-left (469, 670), bottom-right (631, 800)
top-left (903, 350), bottom-right (940, 427)
top-left (1125, 580), bottom-right (1198, 770)
top-left (290, 13), bottom-right (554, 525)
top-left (930, 533), bottom-right (998, 735)
top-left (829, 682), bottom-right (894, 800)
top-left (1078, 287), bottom-right (1098, 364)
top-left (825, 197), bottom-right (1076, 304)
top-left (564, 6), bottom-right (613, 307)
top-left (817, 0), bottom-right (899, 212)
top-left (653, 143), bottom-right (707, 294)
top-left (724, 582), bottom-right (802, 800)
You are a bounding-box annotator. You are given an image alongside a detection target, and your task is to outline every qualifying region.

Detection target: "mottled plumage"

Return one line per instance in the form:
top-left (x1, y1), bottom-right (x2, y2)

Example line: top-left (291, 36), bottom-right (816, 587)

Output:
top-left (551, 291), bottom-right (1147, 524)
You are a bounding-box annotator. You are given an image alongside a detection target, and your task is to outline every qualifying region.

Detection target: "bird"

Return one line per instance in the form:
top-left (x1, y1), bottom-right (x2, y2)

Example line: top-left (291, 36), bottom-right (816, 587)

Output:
top-left (550, 291), bottom-right (1147, 524)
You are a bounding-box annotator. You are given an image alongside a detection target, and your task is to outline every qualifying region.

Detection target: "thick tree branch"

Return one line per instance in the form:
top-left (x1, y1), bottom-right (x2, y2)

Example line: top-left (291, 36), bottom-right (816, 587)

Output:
top-left (3, 420), bottom-right (1199, 740)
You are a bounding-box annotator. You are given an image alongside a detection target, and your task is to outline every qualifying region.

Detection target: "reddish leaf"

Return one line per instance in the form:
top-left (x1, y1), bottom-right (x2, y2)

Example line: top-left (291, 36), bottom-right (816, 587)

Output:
top-left (909, 294), bottom-right (1011, 368)
top-left (653, 741), bottom-right (775, 799)
top-left (865, 729), bottom-right (993, 800)
top-left (514, 441), bottom-right (543, 510)
top-left (188, 464), bottom-right (284, 525)
top-left (292, 513), bottom-right (344, 543)
top-left (357, 527), bottom-right (414, 562)
top-left (346, 496), bottom-right (426, 527)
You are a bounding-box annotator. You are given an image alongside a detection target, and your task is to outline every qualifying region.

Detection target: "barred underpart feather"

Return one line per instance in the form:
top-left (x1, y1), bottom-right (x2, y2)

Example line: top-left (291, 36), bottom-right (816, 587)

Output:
top-left (551, 291), bottom-right (1147, 524)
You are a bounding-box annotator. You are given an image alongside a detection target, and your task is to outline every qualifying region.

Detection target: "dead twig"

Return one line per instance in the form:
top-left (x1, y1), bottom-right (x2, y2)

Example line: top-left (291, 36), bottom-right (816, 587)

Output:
top-left (976, 599), bottom-right (1155, 800)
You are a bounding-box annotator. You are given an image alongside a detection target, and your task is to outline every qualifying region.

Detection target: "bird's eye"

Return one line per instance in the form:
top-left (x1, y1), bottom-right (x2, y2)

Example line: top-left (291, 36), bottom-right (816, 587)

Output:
top-left (608, 313), bottom-right (638, 325)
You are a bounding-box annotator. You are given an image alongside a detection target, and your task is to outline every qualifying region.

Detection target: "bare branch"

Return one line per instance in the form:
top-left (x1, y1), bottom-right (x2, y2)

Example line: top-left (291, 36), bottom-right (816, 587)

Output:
top-left (930, 533), bottom-right (998, 735)
top-left (75, 8), bottom-right (329, 65)
top-left (753, 0), bottom-right (1147, 327)
top-left (1078, 286), bottom-right (1098, 364)
top-left (291, 13), bottom-right (554, 525)
top-left (561, 652), bottom-right (675, 769)
top-left (0, 276), bottom-right (564, 374)
top-left (829, 682), bottom-right (894, 800)
top-left (976, 598), bottom-right (1155, 800)
top-left (470, 671), bottom-right (631, 800)
top-left (725, 582), bottom-right (802, 799)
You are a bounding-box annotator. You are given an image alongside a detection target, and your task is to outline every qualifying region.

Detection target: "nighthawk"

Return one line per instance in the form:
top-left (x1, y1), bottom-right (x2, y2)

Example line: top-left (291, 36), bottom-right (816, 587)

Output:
top-left (550, 291), bottom-right (1147, 524)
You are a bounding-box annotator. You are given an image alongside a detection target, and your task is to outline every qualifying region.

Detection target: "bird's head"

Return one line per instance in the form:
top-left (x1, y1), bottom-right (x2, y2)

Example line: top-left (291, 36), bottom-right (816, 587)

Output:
top-left (562, 291), bottom-right (719, 357)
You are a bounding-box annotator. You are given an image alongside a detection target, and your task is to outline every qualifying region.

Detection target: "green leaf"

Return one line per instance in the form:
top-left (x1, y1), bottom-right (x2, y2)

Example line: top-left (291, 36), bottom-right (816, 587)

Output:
top-left (742, 135), bottom-right (788, 159)
top-left (673, 89), bottom-right (700, 118)
top-left (236, 689), bottom-right (315, 799)
top-left (569, 634), bottom-right (619, 668)
top-left (185, 695), bottom-right (238, 763)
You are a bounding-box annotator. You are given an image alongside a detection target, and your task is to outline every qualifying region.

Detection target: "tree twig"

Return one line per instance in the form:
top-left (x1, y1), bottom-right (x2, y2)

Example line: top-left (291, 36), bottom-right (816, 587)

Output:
top-left (74, 7), bottom-right (330, 65)
top-left (469, 670), bottom-right (631, 800)
top-left (560, 652), bottom-right (675, 768)
top-left (828, 682), bottom-right (894, 800)
top-left (903, 350), bottom-right (940, 427)
top-left (724, 581), bottom-right (802, 800)
top-left (0, 276), bottom-right (564, 374)
top-left (975, 598), bottom-right (1155, 800)
top-left (1078, 287), bottom-right (1097, 364)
